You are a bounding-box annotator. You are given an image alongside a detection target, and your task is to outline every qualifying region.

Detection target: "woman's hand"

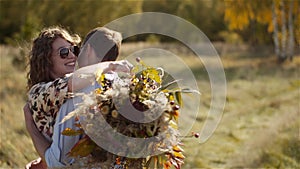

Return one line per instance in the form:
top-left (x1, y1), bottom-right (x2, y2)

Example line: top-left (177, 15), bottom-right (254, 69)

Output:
top-left (102, 60), bottom-right (133, 74)
top-left (25, 157), bottom-right (47, 169)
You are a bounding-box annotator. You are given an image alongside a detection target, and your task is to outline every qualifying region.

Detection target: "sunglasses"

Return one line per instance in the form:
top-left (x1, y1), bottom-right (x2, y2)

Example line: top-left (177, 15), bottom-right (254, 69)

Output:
top-left (59, 46), bottom-right (80, 59)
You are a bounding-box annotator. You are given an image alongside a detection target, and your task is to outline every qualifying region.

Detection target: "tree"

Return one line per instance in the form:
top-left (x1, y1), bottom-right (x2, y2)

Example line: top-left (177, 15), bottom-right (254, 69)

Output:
top-left (225, 0), bottom-right (299, 62)
top-left (177, 0), bottom-right (226, 41)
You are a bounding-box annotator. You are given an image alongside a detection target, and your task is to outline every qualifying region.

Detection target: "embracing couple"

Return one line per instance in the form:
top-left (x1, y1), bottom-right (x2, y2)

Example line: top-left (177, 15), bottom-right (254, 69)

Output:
top-left (24, 26), bottom-right (132, 168)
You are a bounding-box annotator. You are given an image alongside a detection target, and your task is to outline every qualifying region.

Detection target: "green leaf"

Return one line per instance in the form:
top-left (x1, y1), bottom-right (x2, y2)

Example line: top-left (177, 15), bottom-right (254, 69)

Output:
top-left (132, 65), bottom-right (140, 74)
top-left (181, 88), bottom-right (201, 95)
top-left (67, 136), bottom-right (96, 157)
top-left (161, 79), bottom-right (182, 91)
top-left (61, 128), bottom-right (84, 136)
top-left (169, 120), bottom-right (178, 129)
top-left (175, 91), bottom-right (182, 107)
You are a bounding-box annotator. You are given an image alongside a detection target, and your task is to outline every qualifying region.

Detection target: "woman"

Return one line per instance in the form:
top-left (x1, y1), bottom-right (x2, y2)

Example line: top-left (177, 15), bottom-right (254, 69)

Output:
top-left (25, 26), bottom-right (130, 168)
top-left (27, 26), bottom-right (81, 142)
top-left (25, 26), bottom-right (81, 169)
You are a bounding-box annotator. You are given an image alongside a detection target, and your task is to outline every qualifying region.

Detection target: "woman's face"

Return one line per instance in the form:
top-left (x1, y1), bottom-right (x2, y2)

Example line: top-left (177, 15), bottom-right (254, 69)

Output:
top-left (50, 37), bottom-right (77, 79)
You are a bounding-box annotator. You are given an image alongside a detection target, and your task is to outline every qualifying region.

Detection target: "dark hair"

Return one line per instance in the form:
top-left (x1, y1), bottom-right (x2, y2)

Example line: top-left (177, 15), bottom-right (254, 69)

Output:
top-left (82, 27), bottom-right (122, 62)
top-left (27, 26), bottom-right (81, 90)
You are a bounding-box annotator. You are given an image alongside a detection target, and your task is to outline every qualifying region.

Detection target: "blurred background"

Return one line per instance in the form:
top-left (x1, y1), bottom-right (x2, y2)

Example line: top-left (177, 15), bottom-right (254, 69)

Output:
top-left (0, 0), bottom-right (299, 168)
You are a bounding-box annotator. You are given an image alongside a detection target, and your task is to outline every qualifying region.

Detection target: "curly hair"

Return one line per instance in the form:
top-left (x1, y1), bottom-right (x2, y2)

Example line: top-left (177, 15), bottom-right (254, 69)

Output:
top-left (27, 26), bottom-right (81, 90)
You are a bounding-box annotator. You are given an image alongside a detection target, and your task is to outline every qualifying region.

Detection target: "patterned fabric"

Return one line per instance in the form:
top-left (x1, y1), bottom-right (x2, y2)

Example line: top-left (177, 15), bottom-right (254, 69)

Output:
top-left (28, 76), bottom-right (70, 141)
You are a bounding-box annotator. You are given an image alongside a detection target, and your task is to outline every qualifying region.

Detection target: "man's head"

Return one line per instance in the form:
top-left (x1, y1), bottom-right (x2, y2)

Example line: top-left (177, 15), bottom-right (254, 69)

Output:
top-left (78, 27), bottom-right (122, 67)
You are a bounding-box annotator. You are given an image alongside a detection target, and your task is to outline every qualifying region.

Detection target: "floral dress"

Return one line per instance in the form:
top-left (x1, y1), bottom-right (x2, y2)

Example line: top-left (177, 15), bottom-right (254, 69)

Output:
top-left (28, 76), bottom-right (71, 141)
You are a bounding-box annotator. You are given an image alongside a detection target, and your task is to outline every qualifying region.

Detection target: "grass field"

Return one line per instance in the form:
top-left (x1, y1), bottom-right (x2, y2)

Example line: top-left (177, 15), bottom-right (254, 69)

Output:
top-left (0, 43), bottom-right (299, 169)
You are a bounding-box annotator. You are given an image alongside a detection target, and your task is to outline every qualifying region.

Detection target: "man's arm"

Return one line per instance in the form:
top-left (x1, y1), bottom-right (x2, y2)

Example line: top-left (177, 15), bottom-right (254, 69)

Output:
top-left (23, 103), bottom-right (51, 159)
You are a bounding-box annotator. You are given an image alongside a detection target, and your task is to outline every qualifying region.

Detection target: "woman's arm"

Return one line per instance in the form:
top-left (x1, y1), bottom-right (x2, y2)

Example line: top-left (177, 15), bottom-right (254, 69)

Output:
top-left (24, 103), bottom-right (51, 159)
top-left (28, 60), bottom-right (133, 116)
top-left (68, 60), bottom-right (133, 92)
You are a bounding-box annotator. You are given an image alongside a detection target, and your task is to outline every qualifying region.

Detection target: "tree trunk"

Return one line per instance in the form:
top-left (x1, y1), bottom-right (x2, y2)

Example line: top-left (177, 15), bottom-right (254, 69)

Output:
top-left (280, 0), bottom-right (287, 61)
top-left (287, 0), bottom-right (295, 61)
top-left (272, 0), bottom-right (281, 60)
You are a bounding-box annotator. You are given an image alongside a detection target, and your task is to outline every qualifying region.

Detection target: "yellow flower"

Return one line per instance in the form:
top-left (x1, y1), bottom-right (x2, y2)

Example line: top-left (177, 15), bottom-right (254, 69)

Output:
top-left (94, 88), bottom-right (102, 95)
top-left (111, 109), bottom-right (118, 118)
top-left (95, 69), bottom-right (104, 84)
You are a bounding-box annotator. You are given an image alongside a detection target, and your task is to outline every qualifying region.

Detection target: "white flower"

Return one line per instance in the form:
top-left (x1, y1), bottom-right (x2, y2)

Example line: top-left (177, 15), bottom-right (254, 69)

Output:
top-left (142, 100), bottom-right (156, 108)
